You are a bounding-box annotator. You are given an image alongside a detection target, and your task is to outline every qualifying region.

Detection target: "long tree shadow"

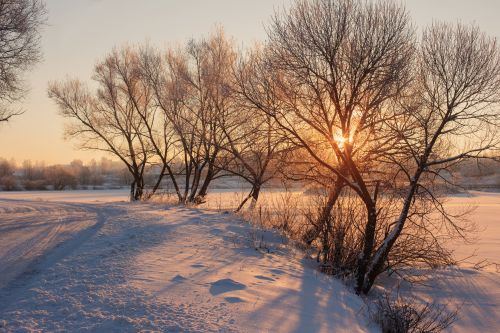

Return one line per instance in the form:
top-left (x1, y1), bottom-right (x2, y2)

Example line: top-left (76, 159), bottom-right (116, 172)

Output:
top-left (243, 257), bottom-right (371, 332)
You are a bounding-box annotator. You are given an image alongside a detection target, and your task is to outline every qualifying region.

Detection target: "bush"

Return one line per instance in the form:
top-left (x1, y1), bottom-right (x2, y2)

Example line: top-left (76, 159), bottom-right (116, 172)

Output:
top-left (45, 166), bottom-right (77, 190)
top-left (0, 175), bottom-right (18, 190)
top-left (369, 292), bottom-right (458, 333)
top-left (23, 179), bottom-right (47, 190)
top-left (302, 192), bottom-right (364, 278)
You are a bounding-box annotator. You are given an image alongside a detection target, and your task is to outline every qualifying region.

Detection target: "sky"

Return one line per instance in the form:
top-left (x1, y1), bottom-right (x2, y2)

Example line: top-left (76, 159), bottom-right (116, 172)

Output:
top-left (0, 0), bottom-right (499, 165)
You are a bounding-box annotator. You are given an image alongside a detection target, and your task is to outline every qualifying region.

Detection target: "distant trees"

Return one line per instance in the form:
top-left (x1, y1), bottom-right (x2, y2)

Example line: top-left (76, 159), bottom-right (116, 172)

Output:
top-left (45, 165), bottom-right (77, 190)
top-left (0, 158), bottom-right (132, 191)
top-left (21, 159), bottom-right (46, 190)
top-left (0, 0), bottom-right (46, 123)
top-left (0, 158), bottom-right (16, 190)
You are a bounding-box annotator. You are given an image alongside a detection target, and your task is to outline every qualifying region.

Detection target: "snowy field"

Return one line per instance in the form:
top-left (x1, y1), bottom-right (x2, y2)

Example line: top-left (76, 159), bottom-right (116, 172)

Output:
top-left (0, 190), bottom-right (498, 332)
top-left (0, 189), bottom-right (130, 203)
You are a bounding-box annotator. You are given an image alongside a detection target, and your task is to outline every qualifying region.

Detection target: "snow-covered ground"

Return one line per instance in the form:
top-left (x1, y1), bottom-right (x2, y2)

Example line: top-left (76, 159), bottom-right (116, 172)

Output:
top-left (445, 191), bottom-right (500, 266)
top-left (0, 189), bottom-right (129, 203)
top-left (393, 191), bottom-right (500, 333)
top-left (0, 192), bottom-right (375, 332)
top-left (0, 190), bottom-right (498, 332)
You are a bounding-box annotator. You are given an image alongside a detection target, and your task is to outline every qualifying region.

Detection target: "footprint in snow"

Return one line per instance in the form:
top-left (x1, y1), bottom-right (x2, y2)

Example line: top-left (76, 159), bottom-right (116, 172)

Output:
top-left (171, 274), bottom-right (187, 283)
top-left (209, 278), bottom-right (246, 295)
top-left (270, 268), bottom-right (285, 275)
top-left (191, 263), bottom-right (206, 268)
top-left (254, 275), bottom-right (275, 281)
top-left (209, 228), bottom-right (224, 236)
top-left (224, 296), bottom-right (245, 303)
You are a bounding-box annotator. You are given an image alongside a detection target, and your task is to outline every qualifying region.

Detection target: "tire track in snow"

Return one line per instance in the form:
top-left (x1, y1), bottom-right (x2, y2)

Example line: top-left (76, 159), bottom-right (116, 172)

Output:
top-left (0, 199), bottom-right (114, 291)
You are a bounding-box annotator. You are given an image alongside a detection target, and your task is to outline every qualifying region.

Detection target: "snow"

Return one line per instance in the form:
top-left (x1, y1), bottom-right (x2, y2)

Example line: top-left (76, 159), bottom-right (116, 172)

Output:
top-left (444, 191), bottom-right (500, 265)
top-left (0, 199), bottom-right (98, 290)
top-left (0, 189), bottom-right (498, 332)
top-left (373, 190), bottom-right (500, 333)
top-left (0, 189), bottom-right (129, 203)
top-left (0, 193), bottom-right (375, 332)
top-left (381, 267), bottom-right (500, 333)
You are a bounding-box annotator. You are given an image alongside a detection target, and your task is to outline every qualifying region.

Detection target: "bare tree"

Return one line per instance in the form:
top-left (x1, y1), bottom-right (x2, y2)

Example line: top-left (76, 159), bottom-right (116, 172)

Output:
top-left (49, 47), bottom-right (157, 201)
top-left (144, 29), bottom-right (235, 203)
top-left (359, 22), bottom-right (500, 294)
top-left (259, 0), bottom-right (500, 295)
top-left (219, 104), bottom-right (288, 211)
top-left (239, 0), bottom-right (414, 292)
top-left (121, 46), bottom-right (182, 198)
top-left (183, 32), bottom-right (233, 202)
top-left (0, 0), bottom-right (46, 122)
top-left (218, 51), bottom-right (292, 211)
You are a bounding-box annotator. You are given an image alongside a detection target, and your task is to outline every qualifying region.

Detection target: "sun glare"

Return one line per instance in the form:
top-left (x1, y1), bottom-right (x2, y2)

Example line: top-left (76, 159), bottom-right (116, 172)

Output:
top-left (333, 129), bottom-right (353, 148)
top-left (334, 134), bottom-right (347, 147)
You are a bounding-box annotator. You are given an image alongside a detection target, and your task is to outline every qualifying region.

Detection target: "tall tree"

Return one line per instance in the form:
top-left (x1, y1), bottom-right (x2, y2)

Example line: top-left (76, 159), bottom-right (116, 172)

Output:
top-left (227, 48), bottom-right (292, 211)
top-left (359, 22), bottom-right (500, 293)
top-left (239, 0), bottom-right (414, 292)
top-left (144, 29), bottom-right (235, 203)
top-left (49, 48), bottom-right (156, 201)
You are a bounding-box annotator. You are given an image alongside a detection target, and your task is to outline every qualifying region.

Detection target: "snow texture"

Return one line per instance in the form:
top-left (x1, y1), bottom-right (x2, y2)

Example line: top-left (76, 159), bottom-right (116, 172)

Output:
top-left (0, 190), bottom-right (498, 332)
top-left (0, 192), bottom-right (374, 332)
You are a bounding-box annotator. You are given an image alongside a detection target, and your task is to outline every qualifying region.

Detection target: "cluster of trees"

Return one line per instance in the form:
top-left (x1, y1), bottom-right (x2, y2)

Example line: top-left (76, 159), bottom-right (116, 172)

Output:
top-left (49, 30), bottom-right (290, 203)
top-left (49, 0), bottom-right (500, 294)
top-left (0, 158), bottom-right (131, 191)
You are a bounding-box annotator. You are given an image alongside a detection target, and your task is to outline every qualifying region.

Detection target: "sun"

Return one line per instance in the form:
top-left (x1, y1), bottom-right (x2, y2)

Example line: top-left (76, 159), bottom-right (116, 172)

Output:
top-left (334, 135), bottom-right (346, 146)
top-left (333, 132), bottom-right (349, 148)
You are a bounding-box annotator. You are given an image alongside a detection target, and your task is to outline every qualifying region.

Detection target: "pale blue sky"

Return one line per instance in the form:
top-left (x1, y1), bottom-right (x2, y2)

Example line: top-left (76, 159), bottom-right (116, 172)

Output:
top-left (1, 0), bottom-right (499, 164)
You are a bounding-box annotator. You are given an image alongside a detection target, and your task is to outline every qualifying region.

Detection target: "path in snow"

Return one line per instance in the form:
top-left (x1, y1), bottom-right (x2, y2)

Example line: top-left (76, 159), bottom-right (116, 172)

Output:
top-left (0, 200), bottom-right (374, 332)
top-left (0, 199), bottom-right (99, 289)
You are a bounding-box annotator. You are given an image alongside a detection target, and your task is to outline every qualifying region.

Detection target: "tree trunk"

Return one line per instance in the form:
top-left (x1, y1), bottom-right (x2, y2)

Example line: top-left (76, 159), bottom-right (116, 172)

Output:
top-left (235, 182), bottom-right (262, 212)
top-left (236, 191), bottom-right (252, 213)
top-left (318, 180), bottom-right (344, 228)
top-left (248, 183), bottom-right (261, 209)
top-left (182, 157), bottom-right (192, 203)
top-left (360, 176), bottom-right (421, 294)
top-left (355, 201), bottom-right (377, 294)
top-left (165, 165), bottom-right (183, 203)
top-left (188, 166), bottom-right (202, 203)
top-left (134, 187), bottom-right (143, 201)
top-left (195, 165), bottom-right (215, 203)
top-left (314, 179), bottom-right (344, 262)
top-left (133, 178), bottom-right (144, 201)
top-left (130, 180), bottom-right (136, 202)
top-left (150, 165), bottom-right (167, 196)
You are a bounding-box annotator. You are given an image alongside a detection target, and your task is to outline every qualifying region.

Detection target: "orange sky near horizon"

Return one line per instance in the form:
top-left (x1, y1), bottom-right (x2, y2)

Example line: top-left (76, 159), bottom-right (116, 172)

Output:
top-left (0, 0), bottom-right (499, 165)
